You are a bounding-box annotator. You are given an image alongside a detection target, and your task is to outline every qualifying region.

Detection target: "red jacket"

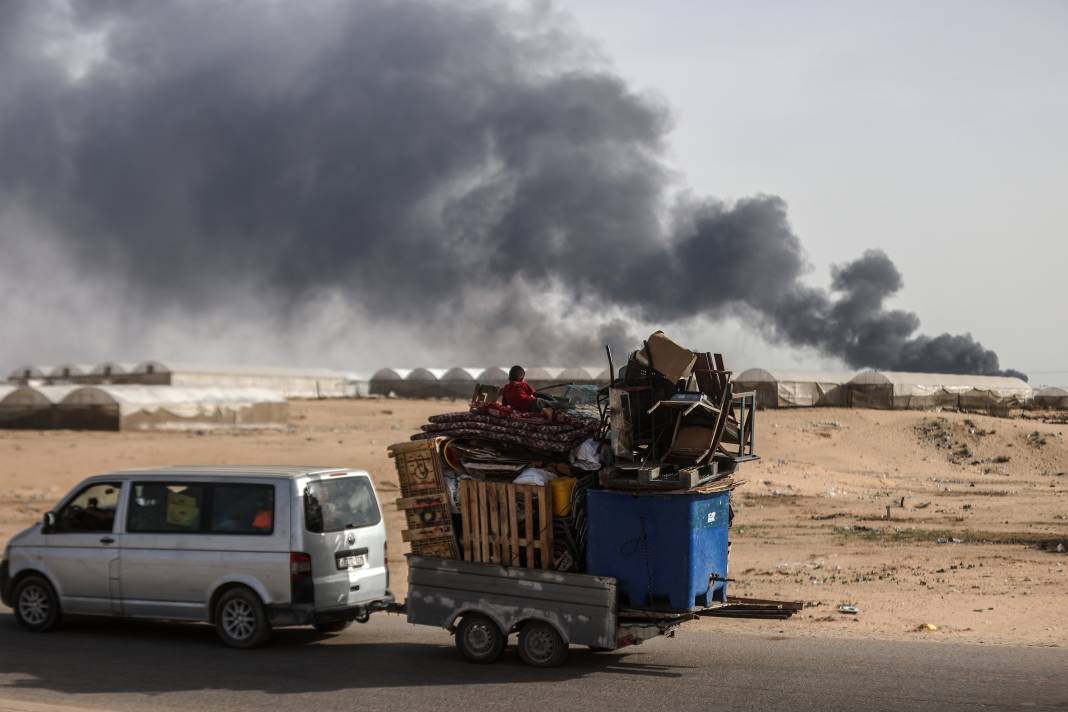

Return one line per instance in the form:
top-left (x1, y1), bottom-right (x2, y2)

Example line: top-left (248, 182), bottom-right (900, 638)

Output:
top-left (501, 380), bottom-right (538, 412)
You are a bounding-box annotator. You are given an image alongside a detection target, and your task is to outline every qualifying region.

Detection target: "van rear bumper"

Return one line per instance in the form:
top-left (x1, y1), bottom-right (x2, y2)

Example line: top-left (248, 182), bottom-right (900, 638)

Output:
top-left (268, 592), bottom-right (395, 627)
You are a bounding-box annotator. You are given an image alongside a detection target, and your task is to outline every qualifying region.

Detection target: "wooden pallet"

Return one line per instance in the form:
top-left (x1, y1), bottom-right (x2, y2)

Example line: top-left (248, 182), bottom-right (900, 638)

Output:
top-left (388, 439), bottom-right (460, 559)
top-left (458, 480), bottom-right (553, 569)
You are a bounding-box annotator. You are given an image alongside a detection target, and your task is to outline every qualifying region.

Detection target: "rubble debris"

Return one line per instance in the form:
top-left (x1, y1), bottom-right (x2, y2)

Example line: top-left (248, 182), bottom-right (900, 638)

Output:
top-left (1025, 431), bottom-right (1047, 447)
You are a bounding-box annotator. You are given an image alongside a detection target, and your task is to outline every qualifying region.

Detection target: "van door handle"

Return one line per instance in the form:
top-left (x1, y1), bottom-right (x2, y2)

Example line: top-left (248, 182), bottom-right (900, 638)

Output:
top-left (100, 537), bottom-right (115, 545)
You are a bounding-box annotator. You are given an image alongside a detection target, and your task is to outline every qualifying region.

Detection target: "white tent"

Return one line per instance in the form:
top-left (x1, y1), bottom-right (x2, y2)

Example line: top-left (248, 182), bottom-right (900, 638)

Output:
top-left (369, 368), bottom-right (411, 397)
top-left (48, 363), bottom-right (96, 384)
top-left (0, 385), bottom-right (80, 428)
top-left (440, 367), bottom-right (482, 399)
top-left (401, 368), bottom-right (446, 398)
top-left (7, 365), bottom-right (50, 383)
top-left (1034, 386), bottom-right (1068, 410)
top-left (848, 371), bottom-right (1033, 411)
top-left (56, 385), bottom-right (288, 431)
top-left (556, 367), bottom-right (598, 385)
top-left (524, 367), bottom-right (562, 390)
top-left (128, 361), bottom-right (351, 398)
top-left (89, 361), bottom-right (139, 383)
top-left (735, 368), bottom-right (854, 408)
top-left (476, 367), bottom-right (510, 387)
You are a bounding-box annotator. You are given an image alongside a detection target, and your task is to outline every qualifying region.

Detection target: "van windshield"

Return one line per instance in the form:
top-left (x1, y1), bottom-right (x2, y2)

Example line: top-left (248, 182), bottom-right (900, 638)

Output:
top-left (304, 476), bottom-right (381, 533)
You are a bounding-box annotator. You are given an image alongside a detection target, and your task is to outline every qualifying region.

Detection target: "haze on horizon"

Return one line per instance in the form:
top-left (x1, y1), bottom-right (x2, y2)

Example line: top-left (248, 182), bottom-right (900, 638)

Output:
top-left (0, 0), bottom-right (1063, 383)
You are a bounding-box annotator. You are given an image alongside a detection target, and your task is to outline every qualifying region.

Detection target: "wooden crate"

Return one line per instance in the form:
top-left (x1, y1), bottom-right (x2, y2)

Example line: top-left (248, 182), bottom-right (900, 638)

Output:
top-left (388, 439), bottom-right (460, 559)
top-left (458, 480), bottom-right (553, 570)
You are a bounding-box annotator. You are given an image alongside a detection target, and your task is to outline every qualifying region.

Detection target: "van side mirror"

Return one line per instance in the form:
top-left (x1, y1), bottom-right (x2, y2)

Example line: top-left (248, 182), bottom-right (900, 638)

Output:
top-left (42, 512), bottom-right (56, 533)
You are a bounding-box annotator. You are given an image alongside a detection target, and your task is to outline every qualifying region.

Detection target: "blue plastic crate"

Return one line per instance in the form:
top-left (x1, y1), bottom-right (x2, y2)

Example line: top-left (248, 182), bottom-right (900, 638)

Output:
top-left (586, 488), bottom-right (730, 610)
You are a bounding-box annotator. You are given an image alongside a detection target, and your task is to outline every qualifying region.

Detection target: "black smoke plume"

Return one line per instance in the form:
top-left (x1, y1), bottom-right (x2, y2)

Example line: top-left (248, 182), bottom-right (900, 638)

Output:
top-left (0, 1), bottom-right (1023, 378)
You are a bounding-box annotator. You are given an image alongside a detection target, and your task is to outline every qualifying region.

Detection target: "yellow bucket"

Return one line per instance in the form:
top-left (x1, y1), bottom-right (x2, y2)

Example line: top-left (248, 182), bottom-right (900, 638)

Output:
top-left (550, 476), bottom-right (578, 517)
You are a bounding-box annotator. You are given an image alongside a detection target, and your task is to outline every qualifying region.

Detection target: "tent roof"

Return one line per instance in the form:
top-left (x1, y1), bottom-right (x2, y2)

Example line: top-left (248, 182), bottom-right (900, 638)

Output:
top-left (0, 385), bottom-right (81, 406)
top-left (556, 367), bottom-right (596, 381)
top-left (405, 368), bottom-right (444, 381)
top-left (60, 385), bottom-right (286, 407)
top-left (477, 366), bottom-right (509, 379)
top-left (90, 361), bottom-right (138, 375)
top-left (131, 361), bottom-right (348, 379)
top-left (0, 385), bottom-right (16, 401)
top-left (441, 367), bottom-right (481, 381)
top-left (370, 368), bottom-right (411, 380)
top-left (50, 363), bottom-right (94, 377)
top-left (850, 370), bottom-right (1032, 391)
top-left (737, 368), bottom-right (855, 384)
top-left (7, 365), bottom-right (50, 380)
top-left (1036, 386), bottom-right (1068, 397)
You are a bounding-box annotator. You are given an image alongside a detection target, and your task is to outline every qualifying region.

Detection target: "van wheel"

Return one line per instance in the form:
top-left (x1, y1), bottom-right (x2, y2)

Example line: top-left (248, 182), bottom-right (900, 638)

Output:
top-left (518, 621), bottom-right (568, 667)
top-left (13, 576), bottom-right (61, 632)
top-left (314, 621), bottom-right (352, 634)
top-left (455, 613), bottom-right (505, 663)
top-left (214, 588), bottom-right (271, 649)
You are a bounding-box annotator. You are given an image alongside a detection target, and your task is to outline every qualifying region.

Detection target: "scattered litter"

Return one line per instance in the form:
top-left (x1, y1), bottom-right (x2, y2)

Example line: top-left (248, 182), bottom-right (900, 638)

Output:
top-left (917, 623), bottom-right (939, 631)
top-left (837, 604), bottom-right (859, 615)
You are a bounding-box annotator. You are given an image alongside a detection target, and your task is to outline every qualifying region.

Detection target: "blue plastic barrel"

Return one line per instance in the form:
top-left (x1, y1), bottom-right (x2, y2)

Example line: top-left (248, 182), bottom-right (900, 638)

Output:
top-left (586, 489), bottom-right (730, 610)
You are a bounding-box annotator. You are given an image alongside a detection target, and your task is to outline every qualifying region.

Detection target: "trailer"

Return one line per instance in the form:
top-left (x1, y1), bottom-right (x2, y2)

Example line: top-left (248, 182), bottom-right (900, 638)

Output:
top-left (403, 555), bottom-right (693, 667)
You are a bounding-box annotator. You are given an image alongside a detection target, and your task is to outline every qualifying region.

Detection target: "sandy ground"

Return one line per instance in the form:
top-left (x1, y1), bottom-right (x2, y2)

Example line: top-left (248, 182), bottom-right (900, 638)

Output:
top-left (1, 400), bottom-right (1064, 647)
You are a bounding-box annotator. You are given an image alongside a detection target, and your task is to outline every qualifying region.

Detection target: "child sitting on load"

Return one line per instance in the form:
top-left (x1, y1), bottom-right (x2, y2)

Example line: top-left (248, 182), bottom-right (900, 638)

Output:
top-left (500, 365), bottom-right (554, 417)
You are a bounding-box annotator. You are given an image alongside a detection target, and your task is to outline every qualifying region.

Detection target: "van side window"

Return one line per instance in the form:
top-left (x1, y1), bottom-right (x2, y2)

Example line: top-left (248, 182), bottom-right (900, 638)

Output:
top-left (128, 483), bottom-right (206, 533)
top-left (55, 482), bottom-right (121, 533)
top-left (211, 484), bottom-right (275, 534)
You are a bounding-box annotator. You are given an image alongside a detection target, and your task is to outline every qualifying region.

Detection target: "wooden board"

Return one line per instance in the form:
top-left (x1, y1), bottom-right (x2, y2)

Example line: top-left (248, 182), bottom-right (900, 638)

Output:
top-left (459, 480), bottom-right (553, 569)
top-left (388, 439), bottom-right (459, 559)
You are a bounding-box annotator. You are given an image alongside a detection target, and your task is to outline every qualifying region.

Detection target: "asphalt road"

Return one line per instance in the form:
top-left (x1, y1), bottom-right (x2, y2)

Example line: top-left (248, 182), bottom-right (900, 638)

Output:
top-left (0, 613), bottom-right (1065, 712)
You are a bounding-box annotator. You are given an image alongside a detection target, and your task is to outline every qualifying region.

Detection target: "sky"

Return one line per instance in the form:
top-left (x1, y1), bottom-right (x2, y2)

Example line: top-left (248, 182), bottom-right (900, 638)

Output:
top-left (558, 0), bottom-right (1068, 380)
top-left (0, 0), bottom-right (1064, 382)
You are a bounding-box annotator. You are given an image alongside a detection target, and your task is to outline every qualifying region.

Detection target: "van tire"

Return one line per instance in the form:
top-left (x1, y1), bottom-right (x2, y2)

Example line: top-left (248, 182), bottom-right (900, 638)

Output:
top-left (214, 587), bottom-right (271, 649)
top-left (455, 613), bottom-right (505, 664)
top-left (12, 575), bottom-right (61, 633)
top-left (518, 620), bottom-right (568, 667)
top-left (314, 621), bottom-right (352, 634)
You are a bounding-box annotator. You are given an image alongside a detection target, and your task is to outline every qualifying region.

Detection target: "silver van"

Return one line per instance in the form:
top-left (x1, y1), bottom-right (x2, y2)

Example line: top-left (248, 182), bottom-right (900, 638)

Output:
top-left (1, 466), bottom-right (392, 648)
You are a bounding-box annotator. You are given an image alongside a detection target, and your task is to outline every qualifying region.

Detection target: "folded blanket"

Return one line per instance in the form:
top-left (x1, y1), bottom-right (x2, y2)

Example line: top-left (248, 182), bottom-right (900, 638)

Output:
top-left (412, 402), bottom-right (600, 455)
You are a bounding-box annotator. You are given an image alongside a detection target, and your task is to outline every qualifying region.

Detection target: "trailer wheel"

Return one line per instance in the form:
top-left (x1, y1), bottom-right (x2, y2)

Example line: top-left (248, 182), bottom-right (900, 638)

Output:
top-left (455, 613), bottom-right (505, 664)
top-left (518, 621), bottom-right (568, 667)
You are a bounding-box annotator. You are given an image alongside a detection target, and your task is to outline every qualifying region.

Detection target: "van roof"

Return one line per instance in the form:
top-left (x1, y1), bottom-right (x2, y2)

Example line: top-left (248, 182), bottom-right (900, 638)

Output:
top-left (97, 465), bottom-right (366, 479)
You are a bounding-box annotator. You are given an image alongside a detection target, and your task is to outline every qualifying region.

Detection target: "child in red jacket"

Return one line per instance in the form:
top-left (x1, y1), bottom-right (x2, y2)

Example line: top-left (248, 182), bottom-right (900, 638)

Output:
top-left (501, 365), bottom-right (553, 416)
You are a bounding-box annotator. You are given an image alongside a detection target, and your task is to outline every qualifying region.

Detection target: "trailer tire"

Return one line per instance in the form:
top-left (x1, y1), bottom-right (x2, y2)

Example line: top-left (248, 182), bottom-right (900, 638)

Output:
top-left (518, 621), bottom-right (568, 668)
top-left (455, 613), bottom-right (505, 664)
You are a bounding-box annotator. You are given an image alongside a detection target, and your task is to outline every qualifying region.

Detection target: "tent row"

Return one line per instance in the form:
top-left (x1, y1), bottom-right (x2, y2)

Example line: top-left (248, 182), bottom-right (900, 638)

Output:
top-left (0, 385), bottom-right (288, 431)
top-left (369, 366), bottom-right (608, 398)
top-left (7, 361), bottom-right (365, 399)
top-left (734, 369), bottom-right (1037, 411)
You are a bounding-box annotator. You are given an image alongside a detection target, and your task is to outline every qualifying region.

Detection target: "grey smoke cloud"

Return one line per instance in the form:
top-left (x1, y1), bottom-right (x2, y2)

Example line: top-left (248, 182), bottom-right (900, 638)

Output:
top-left (0, 0), bottom-right (1023, 379)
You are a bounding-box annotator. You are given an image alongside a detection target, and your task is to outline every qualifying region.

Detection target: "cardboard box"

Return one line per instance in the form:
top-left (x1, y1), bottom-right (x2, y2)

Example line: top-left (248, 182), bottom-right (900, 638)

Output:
top-left (635, 331), bottom-right (697, 383)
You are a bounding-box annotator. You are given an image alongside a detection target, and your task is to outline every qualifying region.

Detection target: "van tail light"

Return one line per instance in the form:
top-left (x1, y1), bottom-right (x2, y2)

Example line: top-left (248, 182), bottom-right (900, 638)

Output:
top-left (383, 540), bottom-right (388, 567)
top-left (290, 552), bottom-right (315, 604)
top-left (290, 551), bottom-right (313, 577)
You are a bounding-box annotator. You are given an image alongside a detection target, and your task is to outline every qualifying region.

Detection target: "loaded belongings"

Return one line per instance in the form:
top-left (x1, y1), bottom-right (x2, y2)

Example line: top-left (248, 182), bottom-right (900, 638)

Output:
top-left (387, 330), bottom-right (758, 582)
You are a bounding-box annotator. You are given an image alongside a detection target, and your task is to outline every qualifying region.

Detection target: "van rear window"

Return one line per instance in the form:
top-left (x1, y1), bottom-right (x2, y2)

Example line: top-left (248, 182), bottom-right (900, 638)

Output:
top-left (304, 476), bottom-right (380, 533)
